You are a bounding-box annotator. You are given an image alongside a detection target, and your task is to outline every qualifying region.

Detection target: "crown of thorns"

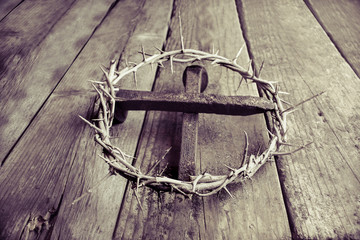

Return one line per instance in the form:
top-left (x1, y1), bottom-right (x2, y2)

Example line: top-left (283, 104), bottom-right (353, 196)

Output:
top-left (77, 12), bottom-right (325, 202)
top-left (78, 41), bottom-right (321, 201)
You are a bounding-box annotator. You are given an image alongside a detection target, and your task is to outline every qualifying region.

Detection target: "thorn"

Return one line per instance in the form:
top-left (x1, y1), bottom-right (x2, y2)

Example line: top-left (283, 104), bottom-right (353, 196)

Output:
top-left (154, 46), bottom-right (164, 53)
top-left (267, 129), bottom-right (275, 138)
top-left (256, 144), bottom-right (263, 157)
top-left (98, 154), bottom-right (116, 164)
top-left (158, 60), bottom-right (165, 68)
top-left (282, 91), bottom-right (325, 114)
top-left (141, 45), bottom-right (146, 61)
top-left (137, 51), bottom-right (152, 57)
top-left (211, 59), bottom-right (220, 65)
top-left (100, 65), bottom-right (109, 79)
top-left (278, 141), bottom-right (299, 147)
top-left (91, 118), bottom-right (104, 121)
top-left (275, 84), bottom-right (280, 94)
top-left (159, 163), bottom-right (168, 176)
top-left (224, 186), bottom-right (234, 199)
top-left (100, 64), bottom-right (109, 72)
top-left (88, 80), bottom-right (105, 85)
top-left (192, 175), bottom-right (203, 192)
top-left (284, 108), bottom-right (297, 115)
top-left (280, 99), bottom-right (292, 106)
top-left (147, 147), bottom-right (172, 175)
top-left (247, 60), bottom-right (255, 79)
top-left (236, 76), bottom-right (244, 91)
top-left (136, 177), bottom-right (140, 193)
top-left (258, 60), bottom-right (265, 77)
top-left (272, 142), bottom-right (313, 156)
top-left (223, 164), bottom-right (236, 172)
top-left (163, 146), bottom-right (172, 157)
top-left (133, 71), bottom-right (138, 88)
top-left (233, 43), bottom-right (245, 63)
top-left (247, 59), bottom-right (252, 71)
top-left (241, 131), bottom-right (249, 168)
top-left (179, 14), bottom-right (185, 51)
top-left (172, 184), bottom-right (188, 197)
top-left (134, 189), bottom-right (144, 212)
top-left (71, 172), bottom-right (112, 205)
top-left (170, 55), bottom-right (174, 74)
top-left (79, 115), bottom-right (103, 133)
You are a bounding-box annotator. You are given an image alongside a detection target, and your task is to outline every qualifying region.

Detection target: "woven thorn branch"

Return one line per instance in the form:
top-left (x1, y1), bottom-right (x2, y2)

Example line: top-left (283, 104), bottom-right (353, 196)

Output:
top-left (80, 30), bottom-right (323, 198)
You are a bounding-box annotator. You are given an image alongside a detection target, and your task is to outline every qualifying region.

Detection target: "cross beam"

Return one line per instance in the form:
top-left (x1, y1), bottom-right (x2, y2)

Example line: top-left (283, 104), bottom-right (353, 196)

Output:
top-left (114, 65), bottom-right (274, 180)
top-left (114, 90), bottom-right (274, 117)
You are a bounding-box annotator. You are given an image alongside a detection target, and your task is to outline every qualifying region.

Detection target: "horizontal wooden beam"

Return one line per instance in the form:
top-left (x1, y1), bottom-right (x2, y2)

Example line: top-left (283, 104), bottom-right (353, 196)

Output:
top-left (115, 89), bottom-right (274, 117)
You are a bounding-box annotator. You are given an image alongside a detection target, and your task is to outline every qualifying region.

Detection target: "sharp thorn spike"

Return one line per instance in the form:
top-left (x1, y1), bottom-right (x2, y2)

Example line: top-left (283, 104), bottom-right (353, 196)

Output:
top-left (224, 187), bottom-right (234, 198)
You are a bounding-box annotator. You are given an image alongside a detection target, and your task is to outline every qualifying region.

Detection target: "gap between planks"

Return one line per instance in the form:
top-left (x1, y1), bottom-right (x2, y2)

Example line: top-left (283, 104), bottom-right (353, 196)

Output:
top-left (239, 0), bottom-right (360, 238)
top-left (304, 0), bottom-right (360, 78)
top-left (0, 0), bottom-right (118, 166)
top-left (113, 0), bottom-right (291, 239)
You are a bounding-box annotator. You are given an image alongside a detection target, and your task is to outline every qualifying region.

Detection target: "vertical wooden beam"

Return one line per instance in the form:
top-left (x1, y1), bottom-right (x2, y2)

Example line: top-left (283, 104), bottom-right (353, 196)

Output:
top-left (179, 65), bottom-right (207, 180)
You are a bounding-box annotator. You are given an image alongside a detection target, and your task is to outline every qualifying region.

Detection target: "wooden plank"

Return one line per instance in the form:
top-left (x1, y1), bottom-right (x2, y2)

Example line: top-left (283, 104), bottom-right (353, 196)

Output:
top-left (52, 1), bottom-right (173, 238)
top-left (114, 0), bottom-right (291, 239)
top-left (305, 0), bottom-right (360, 77)
top-left (0, 0), bottom-right (115, 163)
top-left (239, 0), bottom-right (360, 238)
top-left (0, 0), bottom-right (23, 21)
top-left (0, 0), bottom-right (172, 239)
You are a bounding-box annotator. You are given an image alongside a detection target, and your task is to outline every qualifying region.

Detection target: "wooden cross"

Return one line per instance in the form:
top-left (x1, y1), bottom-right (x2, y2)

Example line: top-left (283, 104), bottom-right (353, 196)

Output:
top-left (114, 65), bottom-right (274, 180)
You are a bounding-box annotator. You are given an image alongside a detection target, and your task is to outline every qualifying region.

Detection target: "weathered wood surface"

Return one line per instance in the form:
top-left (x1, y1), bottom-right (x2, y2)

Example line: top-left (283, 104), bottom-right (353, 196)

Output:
top-left (305, 0), bottom-right (360, 77)
top-left (114, 0), bottom-right (290, 239)
top-left (239, 0), bottom-right (360, 238)
top-left (0, 0), bottom-right (172, 239)
top-left (0, 0), bottom-right (23, 21)
top-left (0, 0), bottom-right (115, 163)
top-left (114, 89), bottom-right (275, 115)
top-left (0, 0), bottom-right (359, 239)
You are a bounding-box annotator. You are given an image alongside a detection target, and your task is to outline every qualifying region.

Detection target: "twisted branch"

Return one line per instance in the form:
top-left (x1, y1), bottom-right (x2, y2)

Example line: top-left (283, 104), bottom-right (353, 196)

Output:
top-left (79, 18), bottom-right (322, 198)
top-left (80, 45), bottom-right (317, 198)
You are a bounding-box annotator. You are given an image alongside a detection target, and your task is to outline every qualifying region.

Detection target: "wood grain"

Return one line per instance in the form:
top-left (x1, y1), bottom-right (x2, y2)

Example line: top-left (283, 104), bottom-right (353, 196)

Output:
top-left (179, 66), bottom-right (203, 180)
top-left (52, 0), bottom-right (173, 238)
top-left (305, 0), bottom-right (360, 77)
top-left (114, 0), bottom-right (291, 239)
top-left (0, 0), bottom-right (23, 21)
top-left (239, 0), bottom-right (360, 238)
top-left (2, 0), bottom-right (357, 238)
top-left (114, 89), bottom-right (275, 115)
top-left (0, 0), bottom-right (115, 163)
top-left (0, 0), bottom-right (172, 239)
